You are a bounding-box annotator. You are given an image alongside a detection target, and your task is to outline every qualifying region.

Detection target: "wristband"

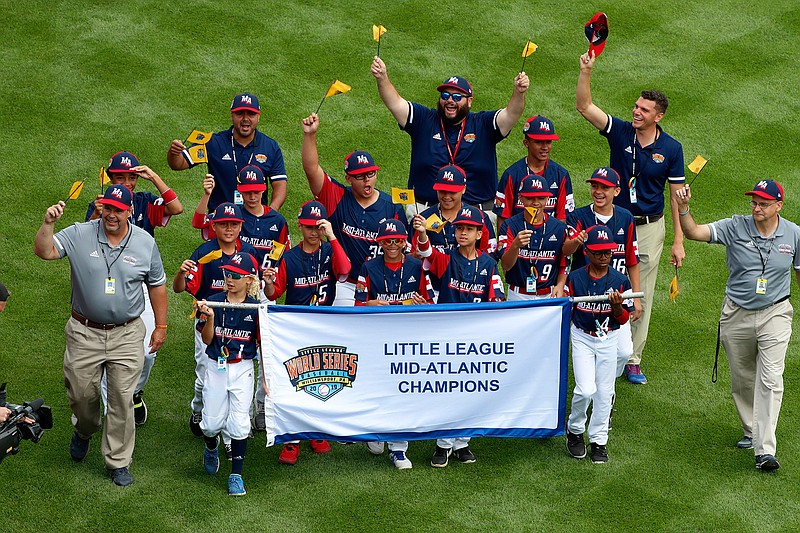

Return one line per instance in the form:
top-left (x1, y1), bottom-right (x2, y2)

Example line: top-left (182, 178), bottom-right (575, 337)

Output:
top-left (161, 188), bottom-right (178, 204)
top-left (679, 209), bottom-right (690, 217)
top-left (155, 324), bottom-right (168, 329)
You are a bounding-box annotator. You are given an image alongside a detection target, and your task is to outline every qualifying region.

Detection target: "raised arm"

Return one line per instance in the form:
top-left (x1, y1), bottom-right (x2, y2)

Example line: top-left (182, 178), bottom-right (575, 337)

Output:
top-left (576, 52), bottom-right (608, 130)
top-left (301, 114), bottom-right (326, 197)
top-left (496, 72), bottom-right (530, 137)
top-left (34, 202), bottom-right (65, 260)
top-left (371, 56), bottom-right (410, 127)
top-left (133, 165), bottom-right (184, 215)
top-left (167, 139), bottom-right (190, 171)
top-left (675, 185), bottom-right (711, 242)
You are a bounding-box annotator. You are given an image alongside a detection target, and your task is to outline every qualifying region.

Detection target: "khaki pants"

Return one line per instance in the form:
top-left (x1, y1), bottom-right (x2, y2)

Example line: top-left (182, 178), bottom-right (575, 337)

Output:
top-left (629, 217), bottom-right (665, 365)
top-left (720, 297), bottom-right (792, 456)
top-left (64, 316), bottom-right (145, 469)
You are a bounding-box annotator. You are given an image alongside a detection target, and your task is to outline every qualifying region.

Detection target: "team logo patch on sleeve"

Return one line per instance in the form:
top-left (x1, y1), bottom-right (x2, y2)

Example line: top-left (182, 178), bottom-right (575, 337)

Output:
top-left (283, 345), bottom-right (359, 401)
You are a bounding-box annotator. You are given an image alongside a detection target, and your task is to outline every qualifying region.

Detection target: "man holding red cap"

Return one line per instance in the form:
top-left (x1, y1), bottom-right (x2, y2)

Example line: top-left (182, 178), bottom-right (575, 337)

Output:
top-left (495, 115), bottom-right (574, 228)
top-left (371, 57), bottom-right (529, 221)
top-left (577, 51), bottom-right (686, 385)
top-left (498, 175), bottom-right (568, 300)
top-left (168, 92), bottom-right (288, 212)
top-left (35, 184), bottom-right (168, 486)
top-left (676, 180), bottom-right (800, 472)
top-left (301, 113), bottom-right (407, 305)
top-left (86, 151), bottom-right (184, 426)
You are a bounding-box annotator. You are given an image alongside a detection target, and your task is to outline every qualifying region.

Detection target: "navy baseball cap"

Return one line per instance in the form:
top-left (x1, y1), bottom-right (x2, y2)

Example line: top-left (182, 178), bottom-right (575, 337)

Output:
top-left (433, 165), bottom-right (467, 192)
top-left (298, 201), bottom-right (327, 225)
top-left (586, 167), bottom-right (620, 187)
top-left (343, 150), bottom-right (380, 175)
top-left (222, 252), bottom-right (259, 276)
top-left (437, 76), bottom-right (473, 97)
top-left (523, 116), bottom-right (560, 140)
top-left (237, 165), bottom-right (266, 192)
top-left (585, 224), bottom-right (618, 251)
top-left (519, 174), bottom-right (552, 197)
top-left (100, 184), bottom-right (133, 210)
top-left (376, 219), bottom-right (408, 241)
top-left (211, 202), bottom-right (244, 223)
top-left (107, 151), bottom-right (140, 173)
top-left (585, 12), bottom-right (609, 58)
top-left (746, 180), bottom-right (784, 202)
top-left (231, 93), bottom-right (260, 114)
top-left (453, 205), bottom-right (484, 227)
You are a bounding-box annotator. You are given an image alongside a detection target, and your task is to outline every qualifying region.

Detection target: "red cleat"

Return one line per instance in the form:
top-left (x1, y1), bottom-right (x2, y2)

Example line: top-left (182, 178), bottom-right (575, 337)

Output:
top-left (278, 443), bottom-right (300, 465)
top-left (310, 440), bottom-right (331, 454)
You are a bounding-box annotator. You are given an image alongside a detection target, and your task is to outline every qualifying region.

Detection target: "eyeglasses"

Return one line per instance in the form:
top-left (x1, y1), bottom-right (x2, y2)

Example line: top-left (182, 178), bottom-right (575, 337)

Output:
top-left (588, 249), bottom-right (612, 257)
top-left (440, 91), bottom-right (467, 102)
top-left (381, 238), bottom-right (406, 246)
top-left (224, 272), bottom-right (244, 280)
top-left (350, 170), bottom-right (377, 181)
top-left (750, 200), bottom-right (777, 210)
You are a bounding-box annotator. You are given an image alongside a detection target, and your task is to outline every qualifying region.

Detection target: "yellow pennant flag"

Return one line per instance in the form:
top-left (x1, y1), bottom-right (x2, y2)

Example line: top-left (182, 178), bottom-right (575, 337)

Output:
top-left (392, 188), bottom-right (416, 205)
top-left (525, 206), bottom-right (540, 220)
top-left (187, 130), bottom-right (214, 144)
top-left (99, 166), bottom-right (110, 187)
top-left (197, 249), bottom-right (223, 265)
top-left (325, 80), bottom-right (352, 98)
top-left (66, 179), bottom-right (85, 201)
top-left (688, 155), bottom-right (708, 175)
top-left (522, 40), bottom-right (538, 57)
top-left (269, 242), bottom-right (286, 262)
top-left (188, 144), bottom-right (209, 164)
top-left (669, 270), bottom-right (680, 303)
top-left (373, 24), bottom-right (387, 42)
top-left (426, 213), bottom-right (445, 233)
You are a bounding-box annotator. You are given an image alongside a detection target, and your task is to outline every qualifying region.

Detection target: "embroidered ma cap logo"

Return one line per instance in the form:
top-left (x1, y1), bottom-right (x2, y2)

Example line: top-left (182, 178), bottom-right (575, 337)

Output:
top-left (284, 345), bottom-right (359, 401)
top-left (224, 205), bottom-right (236, 216)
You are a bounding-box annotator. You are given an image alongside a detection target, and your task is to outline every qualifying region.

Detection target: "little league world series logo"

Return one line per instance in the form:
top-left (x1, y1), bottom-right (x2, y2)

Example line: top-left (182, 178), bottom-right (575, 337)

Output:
top-left (283, 345), bottom-right (358, 401)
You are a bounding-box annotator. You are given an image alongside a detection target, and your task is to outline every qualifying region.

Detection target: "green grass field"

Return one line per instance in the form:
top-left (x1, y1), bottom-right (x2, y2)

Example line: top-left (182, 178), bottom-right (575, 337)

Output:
top-left (2, 1), bottom-right (800, 530)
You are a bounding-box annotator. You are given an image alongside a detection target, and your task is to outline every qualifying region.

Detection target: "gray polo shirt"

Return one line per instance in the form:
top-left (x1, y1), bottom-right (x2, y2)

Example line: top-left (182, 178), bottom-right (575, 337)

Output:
top-left (53, 219), bottom-right (166, 323)
top-left (708, 214), bottom-right (800, 309)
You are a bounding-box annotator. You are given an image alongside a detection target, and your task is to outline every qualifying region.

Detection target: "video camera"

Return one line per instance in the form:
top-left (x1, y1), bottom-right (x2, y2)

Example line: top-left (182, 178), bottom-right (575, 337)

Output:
top-left (0, 382), bottom-right (53, 464)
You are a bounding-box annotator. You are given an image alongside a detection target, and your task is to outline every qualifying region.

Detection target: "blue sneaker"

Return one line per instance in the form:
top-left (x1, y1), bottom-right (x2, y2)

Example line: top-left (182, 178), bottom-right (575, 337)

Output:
top-left (203, 444), bottom-right (219, 475)
top-left (390, 450), bottom-right (413, 469)
top-left (228, 474), bottom-right (246, 496)
top-left (624, 364), bottom-right (648, 384)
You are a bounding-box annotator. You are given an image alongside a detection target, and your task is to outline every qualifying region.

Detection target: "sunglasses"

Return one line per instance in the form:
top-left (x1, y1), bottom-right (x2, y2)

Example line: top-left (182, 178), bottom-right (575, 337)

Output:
top-left (224, 272), bottom-right (245, 280)
top-left (588, 249), bottom-right (612, 257)
top-left (440, 91), bottom-right (467, 102)
top-left (382, 238), bottom-right (406, 246)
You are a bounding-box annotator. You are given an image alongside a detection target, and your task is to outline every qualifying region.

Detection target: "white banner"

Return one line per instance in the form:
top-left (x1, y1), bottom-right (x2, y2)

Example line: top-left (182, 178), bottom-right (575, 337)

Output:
top-left (262, 300), bottom-right (571, 446)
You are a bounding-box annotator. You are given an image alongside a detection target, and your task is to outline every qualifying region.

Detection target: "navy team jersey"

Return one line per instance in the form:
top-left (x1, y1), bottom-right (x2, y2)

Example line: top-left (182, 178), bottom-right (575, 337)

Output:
top-left (85, 191), bottom-right (169, 237)
top-left (271, 240), bottom-right (350, 306)
top-left (402, 102), bottom-right (505, 205)
top-left (185, 239), bottom-right (258, 301)
top-left (498, 213), bottom-right (568, 291)
top-left (567, 205), bottom-right (639, 274)
top-left (423, 248), bottom-right (505, 303)
top-left (315, 173), bottom-right (408, 282)
top-left (198, 292), bottom-right (260, 363)
top-left (493, 157), bottom-right (574, 221)
top-left (568, 266), bottom-right (632, 332)
top-left (600, 116), bottom-right (684, 217)
top-left (240, 208), bottom-right (290, 270)
top-left (355, 256), bottom-right (434, 305)
top-left (184, 128), bottom-right (287, 211)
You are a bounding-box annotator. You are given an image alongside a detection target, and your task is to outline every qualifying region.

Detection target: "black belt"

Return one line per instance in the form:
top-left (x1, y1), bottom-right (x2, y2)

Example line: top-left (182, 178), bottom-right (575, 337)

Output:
top-left (633, 213), bottom-right (663, 226)
top-left (72, 310), bottom-right (134, 330)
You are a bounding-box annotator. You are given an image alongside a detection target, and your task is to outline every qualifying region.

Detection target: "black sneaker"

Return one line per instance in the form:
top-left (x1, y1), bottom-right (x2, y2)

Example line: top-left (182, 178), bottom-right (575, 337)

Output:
top-left (453, 446), bottom-right (476, 464)
top-left (189, 412), bottom-right (203, 437)
top-left (133, 390), bottom-right (147, 426)
top-left (566, 431), bottom-right (586, 459)
top-left (756, 454), bottom-right (780, 472)
top-left (108, 467), bottom-right (135, 486)
top-left (69, 431), bottom-right (90, 462)
top-left (590, 442), bottom-right (609, 464)
top-left (736, 436), bottom-right (754, 449)
top-left (430, 446), bottom-right (451, 468)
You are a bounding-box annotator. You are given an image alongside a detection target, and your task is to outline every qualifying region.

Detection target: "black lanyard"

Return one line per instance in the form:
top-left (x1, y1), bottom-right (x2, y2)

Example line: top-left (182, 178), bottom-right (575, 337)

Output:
top-left (383, 258), bottom-right (405, 298)
top-left (97, 222), bottom-right (132, 280)
top-left (230, 133), bottom-right (254, 176)
top-left (745, 224), bottom-right (776, 277)
top-left (523, 217), bottom-right (546, 277)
